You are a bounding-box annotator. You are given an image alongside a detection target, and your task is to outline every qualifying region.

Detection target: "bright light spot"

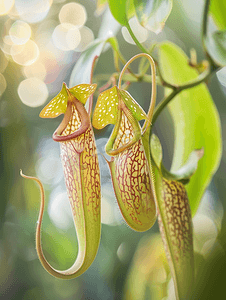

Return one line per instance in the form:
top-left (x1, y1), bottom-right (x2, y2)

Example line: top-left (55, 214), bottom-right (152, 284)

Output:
top-left (0, 74), bottom-right (7, 96)
top-left (167, 278), bottom-right (177, 300)
top-left (101, 182), bottom-right (122, 226)
top-left (1, 35), bottom-right (14, 55)
top-left (18, 77), bottom-right (48, 107)
top-left (9, 20), bottom-right (31, 45)
top-left (0, 0), bottom-right (14, 15)
top-left (122, 16), bottom-right (148, 45)
top-left (101, 195), bottom-right (116, 225)
top-left (36, 19), bottom-right (58, 45)
top-left (74, 26), bottom-right (94, 52)
top-left (59, 2), bottom-right (87, 27)
top-left (11, 40), bottom-right (39, 66)
top-left (97, 7), bottom-right (120, 40)
top-left (23, 60), bottom-right (46, 80)
top-left (52, 23), bottom-right (81, 51)
top-left (14, 0), bottom-right (52, 23)
top-left (36, 138), bottom-right (64, 183)
top-left (0, 52), bottom-right (8, 73)
top-left (36, 152), bottom-right (62, 183)
top-left (193, 214), bottom-right (218, 254)
top-left (117, 242), bottom-right (130, 263)
top-left (48, 191), bottom-right (72, 230)
top-left (196, 190), bottom-right (224, 232)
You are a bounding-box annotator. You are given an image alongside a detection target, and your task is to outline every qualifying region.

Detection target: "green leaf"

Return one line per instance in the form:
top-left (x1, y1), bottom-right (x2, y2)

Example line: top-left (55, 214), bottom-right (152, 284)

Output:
top-left (133, 0), bottom-right (172, 34)
top-left (107, 0), bottom-right (134, 26)
top-left (158, 42), bottom-right (222, 215)
top-left (210, 0), bottom-right (226, 30)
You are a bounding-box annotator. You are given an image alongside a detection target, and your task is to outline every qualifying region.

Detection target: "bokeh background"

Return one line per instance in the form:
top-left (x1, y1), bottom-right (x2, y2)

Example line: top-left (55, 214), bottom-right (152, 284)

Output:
top-left (0, 0), bottom-right (226, 299)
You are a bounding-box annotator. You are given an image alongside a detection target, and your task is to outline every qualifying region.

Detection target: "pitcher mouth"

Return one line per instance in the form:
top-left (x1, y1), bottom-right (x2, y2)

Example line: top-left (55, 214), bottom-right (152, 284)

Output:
top-left (52, 96), bottom-right (90, 142)
top-left (105, 100), bottom-right (142, 156)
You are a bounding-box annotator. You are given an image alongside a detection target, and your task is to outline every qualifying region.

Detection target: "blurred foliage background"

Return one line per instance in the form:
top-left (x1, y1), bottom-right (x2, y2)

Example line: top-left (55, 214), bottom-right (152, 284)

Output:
top-left (0, 0), bottom-right (226, 299)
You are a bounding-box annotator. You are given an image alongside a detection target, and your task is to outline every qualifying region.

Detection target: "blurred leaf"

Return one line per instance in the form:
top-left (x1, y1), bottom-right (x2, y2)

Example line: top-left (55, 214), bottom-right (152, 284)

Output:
top-left (205, 30), bottom-right (226, 67)
top-left (43, 225), bottom-right (78, 270)
top-left (216, 66), bottom-right (226, 87)
top-left (97, 7), bottom-right (121, 39)
top-left (212, 30), bottom-right (226, 65)
top-left (158, 42), bottom-right (222, 214)
top-left (170, 148), bottom-right (204, 179)
top-left (151, 134), bottom-right (204, 183)
top-left (107, 0), bottom-right (134, 26)
top-left (204, 0), bottom-right (226, 67)
top-left (96, 0), bottom-right (108, 15)
top-left (123, 234), bottom-right (169, 300)
top-left (69, 40), bottom-right (106, 87)
top-left (107, 37), bottom-right (119, 52)
top-left (69, 37), bottom-right (122, 89)
top-left (107, 37), bottom-right (120, 70)
top-left (210, 0), bottom-right (226, 30)
top-left (133, 0), bottom-right (172, 34)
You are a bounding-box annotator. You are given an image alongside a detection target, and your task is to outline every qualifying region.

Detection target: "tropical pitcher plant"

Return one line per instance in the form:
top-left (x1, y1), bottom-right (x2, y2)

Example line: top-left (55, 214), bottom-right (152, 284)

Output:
top-left (20, 49), bottom-right (209, 299)
top-left (21, 82), bottom-right (101, 279)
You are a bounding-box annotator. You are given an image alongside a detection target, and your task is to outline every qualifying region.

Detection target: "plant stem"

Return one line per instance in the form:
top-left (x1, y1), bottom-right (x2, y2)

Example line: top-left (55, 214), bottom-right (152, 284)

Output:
top-left (202, 0), bottom-right (210, 50)
top-left (93, 73), bottom-right (161, 85)
top-left (152, 66), bottom-right (211, 125)
top-left (201, 0), bottom-right (218, 70)
top-left (156, 63), bottom-right (178, 89)
top-left (118, 53), bottom-right (157, 133)
top-left (126, 23), bottom-right (150, 54)
top-left (126, 23), bottom-right (178, 90)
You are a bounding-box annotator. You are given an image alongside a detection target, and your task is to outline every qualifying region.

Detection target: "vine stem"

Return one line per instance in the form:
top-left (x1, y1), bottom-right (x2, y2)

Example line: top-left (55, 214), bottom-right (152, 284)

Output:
top-left (126, 23), bottom-right (150, 54)
top-left (94, 73), bottom-right (161, 85)
top-left (152, 65), bottom-right (211, 125)
top-left (118, 53), bottom-right (157, 133)
top-left (87, 55), bottom-right (99, 115)
top-left (107, 37), bottom-right (138, 79)
top-left (126, 23), bottom-right (178, 89)
top-left (202, 0), bottom-right (210, 52)
top-left (201, 0), bottom-right (218, 70)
